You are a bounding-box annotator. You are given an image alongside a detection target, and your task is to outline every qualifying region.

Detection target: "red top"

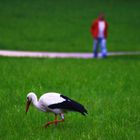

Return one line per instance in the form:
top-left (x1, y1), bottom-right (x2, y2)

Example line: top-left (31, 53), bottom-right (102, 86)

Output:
top-left (90, 18), bottom-right (108, 39)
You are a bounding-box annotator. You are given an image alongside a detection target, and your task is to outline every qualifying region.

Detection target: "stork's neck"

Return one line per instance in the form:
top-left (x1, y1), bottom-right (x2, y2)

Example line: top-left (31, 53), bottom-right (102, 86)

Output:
top-left (31, 94), bottom-right (40, 110)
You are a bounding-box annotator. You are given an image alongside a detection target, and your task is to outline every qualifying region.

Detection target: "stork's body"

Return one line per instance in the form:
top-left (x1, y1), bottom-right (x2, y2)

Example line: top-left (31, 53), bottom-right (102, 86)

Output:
top-left (26, 92), bottom-right (87, 127)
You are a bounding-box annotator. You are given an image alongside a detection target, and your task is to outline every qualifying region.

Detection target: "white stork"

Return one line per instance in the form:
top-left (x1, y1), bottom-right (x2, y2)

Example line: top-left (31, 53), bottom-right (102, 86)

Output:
top-left (26, 92), bottom-right (88, 127)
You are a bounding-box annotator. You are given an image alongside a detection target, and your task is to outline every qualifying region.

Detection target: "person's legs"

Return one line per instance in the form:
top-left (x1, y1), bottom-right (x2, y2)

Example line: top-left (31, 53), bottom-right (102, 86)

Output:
top-left (93, 39), bottom-right (99, 58)
top-left (100, 38), bottom-right (107, 58)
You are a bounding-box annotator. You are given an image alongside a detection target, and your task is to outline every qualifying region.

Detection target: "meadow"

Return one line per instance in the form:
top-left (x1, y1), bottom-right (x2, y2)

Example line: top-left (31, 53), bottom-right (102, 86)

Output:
top-left (0, 0), bottom-right (140, 140)
top-left (0, 0), bottom-right (140, 52)
top-left (0, 56), bottom-right (139, 140)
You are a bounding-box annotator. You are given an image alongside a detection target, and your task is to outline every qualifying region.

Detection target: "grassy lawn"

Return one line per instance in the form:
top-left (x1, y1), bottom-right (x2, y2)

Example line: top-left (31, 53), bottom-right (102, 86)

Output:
top-left (0, 0), bottom-right (139, 140)
top-left (0, 0), bottom-right (140, 52)
top-left (0, 56), bottom-right (139, 140)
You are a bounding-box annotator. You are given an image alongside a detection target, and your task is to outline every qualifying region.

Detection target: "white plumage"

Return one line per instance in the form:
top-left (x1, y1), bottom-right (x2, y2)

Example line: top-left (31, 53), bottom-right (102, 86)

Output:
top-left (39, 92), bottom-right (66, 107)
top-left (26, 92), bottom-right (87, 127)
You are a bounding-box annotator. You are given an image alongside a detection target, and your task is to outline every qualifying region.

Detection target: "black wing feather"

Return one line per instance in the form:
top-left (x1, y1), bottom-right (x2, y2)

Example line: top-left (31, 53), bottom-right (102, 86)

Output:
top-left (48, 95), bottom-right (88, 116)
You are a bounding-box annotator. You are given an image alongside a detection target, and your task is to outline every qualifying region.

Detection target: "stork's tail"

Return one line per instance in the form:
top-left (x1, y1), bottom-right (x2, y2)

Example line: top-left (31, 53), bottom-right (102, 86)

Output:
top-left (72, 101), bottom-right (88, 116)
top-left (48, 94), bottom-right (88, 116)
top-left (80, 106), bottom-right (88, 116)
top-left (61, 95), bottom-right (88, 116)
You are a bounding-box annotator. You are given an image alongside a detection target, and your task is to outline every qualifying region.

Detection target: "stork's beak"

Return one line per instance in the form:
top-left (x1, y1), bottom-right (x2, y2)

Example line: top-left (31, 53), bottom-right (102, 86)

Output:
top-left (26, 100), bottom-right (31, 114)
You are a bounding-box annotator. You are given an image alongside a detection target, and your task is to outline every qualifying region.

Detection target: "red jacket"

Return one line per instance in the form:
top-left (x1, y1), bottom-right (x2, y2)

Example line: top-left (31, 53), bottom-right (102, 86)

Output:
top-left (90, 18), bottom-right (108, 39)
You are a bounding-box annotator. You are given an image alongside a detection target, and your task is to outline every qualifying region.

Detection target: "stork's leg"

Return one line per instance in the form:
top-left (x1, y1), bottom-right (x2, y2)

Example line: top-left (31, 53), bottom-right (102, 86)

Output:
top-left (54, 114), bottom-right (58, 126)
top-left (44, 113), bottom-right (64, 128)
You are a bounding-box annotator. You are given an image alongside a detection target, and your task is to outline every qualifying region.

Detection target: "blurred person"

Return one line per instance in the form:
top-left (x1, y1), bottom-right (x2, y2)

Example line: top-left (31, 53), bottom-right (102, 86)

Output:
top-left (90, 13), bottom-right (108, 58)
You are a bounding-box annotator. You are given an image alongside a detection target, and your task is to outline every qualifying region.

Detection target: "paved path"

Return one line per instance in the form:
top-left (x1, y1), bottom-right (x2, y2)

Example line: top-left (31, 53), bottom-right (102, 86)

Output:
top-left (0, 50), bottom-right (140, 58)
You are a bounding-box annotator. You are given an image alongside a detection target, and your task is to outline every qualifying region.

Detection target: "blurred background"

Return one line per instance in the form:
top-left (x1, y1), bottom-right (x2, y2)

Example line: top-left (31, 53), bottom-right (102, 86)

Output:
top-left (0, 0), bottom-right (140, 52)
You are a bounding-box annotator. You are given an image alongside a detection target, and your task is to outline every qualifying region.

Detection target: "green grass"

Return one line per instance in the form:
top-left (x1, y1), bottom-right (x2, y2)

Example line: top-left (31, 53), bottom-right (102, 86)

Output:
top-left (0, 56), bottom-right (140, 140)
top-left (0, 0), bottom-right (139, 139)
top-left (0, 0), bottom-right (140, 52)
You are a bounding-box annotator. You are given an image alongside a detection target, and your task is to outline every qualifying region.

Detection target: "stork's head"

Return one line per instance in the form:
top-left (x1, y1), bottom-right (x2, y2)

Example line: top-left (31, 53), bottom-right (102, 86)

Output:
top-left (26, 92), bottom-right (35, 114)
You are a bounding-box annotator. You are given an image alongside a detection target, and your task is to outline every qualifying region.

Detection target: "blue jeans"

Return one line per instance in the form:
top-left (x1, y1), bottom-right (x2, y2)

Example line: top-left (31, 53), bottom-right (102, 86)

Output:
top-left (93, 38), bottom-right (107, 58)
